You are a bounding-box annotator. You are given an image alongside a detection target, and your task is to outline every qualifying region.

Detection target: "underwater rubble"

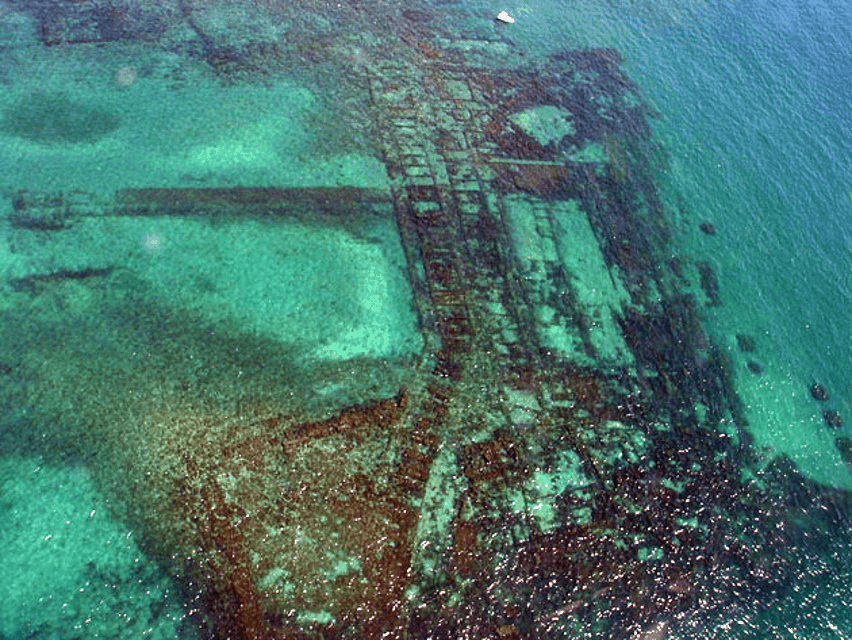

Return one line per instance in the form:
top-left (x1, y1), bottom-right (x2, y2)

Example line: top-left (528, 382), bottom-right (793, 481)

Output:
top-left (1, 1), bottom-right (850, 639)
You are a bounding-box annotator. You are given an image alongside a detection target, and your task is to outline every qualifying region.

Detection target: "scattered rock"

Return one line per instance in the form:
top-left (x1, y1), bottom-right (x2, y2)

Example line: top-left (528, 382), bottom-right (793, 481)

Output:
top-left (699, 222), bottom-right (716, 235)
top-left (696, 261), bottom-right (722, 307)
top-left (495, 623), bottom-right (521, 639)
top-left (824, 410), bottom-right (843, 429)
top-left (736, 333), bottom-right (756, 353)
top-left (836, 436), bottom-right (852, 465)
top-left (746, 361), bottom-right (763, 375)
top-left (809, 382), bottom-right (829, 402)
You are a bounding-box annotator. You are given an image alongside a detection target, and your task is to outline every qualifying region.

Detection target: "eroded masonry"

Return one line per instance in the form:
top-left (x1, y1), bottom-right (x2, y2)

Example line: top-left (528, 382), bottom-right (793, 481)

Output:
top-left (3, 7), bottom-right (850, 639)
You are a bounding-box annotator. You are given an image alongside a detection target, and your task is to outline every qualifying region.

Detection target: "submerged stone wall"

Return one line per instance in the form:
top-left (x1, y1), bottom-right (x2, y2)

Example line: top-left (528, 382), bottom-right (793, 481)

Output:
top-left (1, 5), bottom-right (850, 639)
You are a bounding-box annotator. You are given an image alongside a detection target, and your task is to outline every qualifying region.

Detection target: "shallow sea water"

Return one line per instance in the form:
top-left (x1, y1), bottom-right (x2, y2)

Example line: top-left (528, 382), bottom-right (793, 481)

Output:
top-left (0, 0), bottom-right (849, 638)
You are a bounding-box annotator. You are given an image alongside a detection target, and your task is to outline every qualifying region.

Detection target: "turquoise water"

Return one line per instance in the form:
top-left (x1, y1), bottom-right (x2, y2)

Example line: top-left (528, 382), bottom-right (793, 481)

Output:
top-left (485, 0), bottom-right (852, 490)
top-left (622, 0), bottom-right (852, 487)
top-left (625, 0), bottom-right (852, 403)
top-left (0, 0), bottom-right (850, 637)
top-left (513, 0), bottom-right (852, 434)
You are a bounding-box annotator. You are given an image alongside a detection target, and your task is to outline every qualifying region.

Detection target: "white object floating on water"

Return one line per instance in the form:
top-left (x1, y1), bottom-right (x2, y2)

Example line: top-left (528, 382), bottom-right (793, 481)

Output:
top-left (496, 10), bottom-right (516, 23)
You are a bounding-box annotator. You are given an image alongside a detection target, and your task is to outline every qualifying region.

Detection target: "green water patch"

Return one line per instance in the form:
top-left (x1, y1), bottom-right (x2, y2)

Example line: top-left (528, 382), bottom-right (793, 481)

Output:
top-left (0, 91), bottom-right (121, 145)
top-left (0, 456), bottom-right (187, 639)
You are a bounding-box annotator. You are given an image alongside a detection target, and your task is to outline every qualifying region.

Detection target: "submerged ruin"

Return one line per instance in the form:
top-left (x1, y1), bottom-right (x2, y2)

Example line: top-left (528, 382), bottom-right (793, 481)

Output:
top-left (0, 1), bottom-right (849, 638)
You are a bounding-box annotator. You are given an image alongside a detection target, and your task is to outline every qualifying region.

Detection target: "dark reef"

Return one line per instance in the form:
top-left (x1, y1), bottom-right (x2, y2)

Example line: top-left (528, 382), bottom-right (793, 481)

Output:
top-left (809, 383), bottom-right (829, 402)
top-left (747, 360), bottom-right (763, 375)
top-left (824, 410), bottom-right (843, 429)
